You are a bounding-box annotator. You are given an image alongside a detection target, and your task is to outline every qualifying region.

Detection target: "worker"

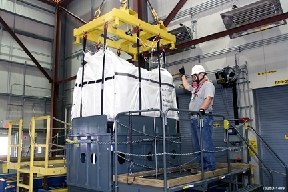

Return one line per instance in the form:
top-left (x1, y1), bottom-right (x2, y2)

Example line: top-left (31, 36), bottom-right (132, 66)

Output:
top-left (179, 65), bottom-right (216, 172)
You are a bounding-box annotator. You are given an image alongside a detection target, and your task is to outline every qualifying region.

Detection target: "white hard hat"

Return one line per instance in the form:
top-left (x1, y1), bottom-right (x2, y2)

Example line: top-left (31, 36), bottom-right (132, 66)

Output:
top-left (191, 65), bottom-right (206, 75)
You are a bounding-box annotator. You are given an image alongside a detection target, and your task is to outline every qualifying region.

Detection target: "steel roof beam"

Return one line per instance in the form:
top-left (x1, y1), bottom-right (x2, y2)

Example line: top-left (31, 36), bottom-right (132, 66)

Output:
top-left (164, 0), bottom-right (188, 27)
top-left (0, 16), bottom-right (53, 83)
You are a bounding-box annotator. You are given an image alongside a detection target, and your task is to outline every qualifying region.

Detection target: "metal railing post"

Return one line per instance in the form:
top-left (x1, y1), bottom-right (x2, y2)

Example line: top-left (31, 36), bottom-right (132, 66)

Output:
top-left (114, 108), bottom-right (164, 192)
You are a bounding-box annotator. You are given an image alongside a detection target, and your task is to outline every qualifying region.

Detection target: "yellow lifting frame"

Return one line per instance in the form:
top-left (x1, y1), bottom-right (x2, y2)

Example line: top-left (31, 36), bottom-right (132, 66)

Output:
top-left (74, 8), bottom-right (176, 60)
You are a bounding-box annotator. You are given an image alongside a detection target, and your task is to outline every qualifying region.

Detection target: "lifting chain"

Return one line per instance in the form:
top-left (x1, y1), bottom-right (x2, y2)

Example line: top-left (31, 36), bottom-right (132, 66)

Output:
top-left (145, 0), bottom-right (160, 24)
top-left (128, 112), bottom-right (134, 175)
top-left (93, 0), bottom-right (106, 19)
top-left (53, 117), bottom-right (71, 126)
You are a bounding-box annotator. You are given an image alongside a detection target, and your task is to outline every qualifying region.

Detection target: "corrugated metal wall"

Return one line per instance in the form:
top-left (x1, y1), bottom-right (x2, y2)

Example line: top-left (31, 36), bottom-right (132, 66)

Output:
top-left (177, 85), bottom-right (235, 165)
top-left (254, 85), bottom-right (288, 187)
top-left (213, 86), bottom-right (234, 162)
top-left (177, 91), bottom-right (195, 165)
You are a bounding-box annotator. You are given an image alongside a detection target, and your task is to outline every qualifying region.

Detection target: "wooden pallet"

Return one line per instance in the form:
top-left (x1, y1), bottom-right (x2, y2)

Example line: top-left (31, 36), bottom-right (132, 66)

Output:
top-left (116, 163), bottom-right (251, 188)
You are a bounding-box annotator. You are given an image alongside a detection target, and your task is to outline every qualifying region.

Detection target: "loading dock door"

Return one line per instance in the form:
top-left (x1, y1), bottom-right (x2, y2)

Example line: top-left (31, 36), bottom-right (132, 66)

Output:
top-left (254, 85), bottom-right (288, 187)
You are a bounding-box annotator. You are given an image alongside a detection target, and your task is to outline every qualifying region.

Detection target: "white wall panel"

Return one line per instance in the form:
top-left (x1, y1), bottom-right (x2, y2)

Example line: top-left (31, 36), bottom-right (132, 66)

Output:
top-left (1, 31), bottom-right (13, 45)
top-left (0, 11), bottom-right (53, 40)
top-left (0, 97), bottom-right (8, 123)
top-left (0, 60), bottom-right (50, 96)
top-left (235, 47), bottom-right (267, 89)
top-left (0, 31), bottom-right (52, 69)
top-left (0, 0), bottom-right (54, 26)
top-left (0, 46), bottom-right (12, 60)
top-left (199, 38), bottom-right (226, 56)
top-left (202, 56), bottom-right (227, 71)
top-left (280, 0), bottom-right (288, 12)
top-left (0, 96), bottom-right (50, 128)
top-left (0, 60), bottom-right (24, 93)
top-left (262, 24), bottom-right (288, 39)
top-left (0, 70), bottom-right (9, 93)
top-left (14, 16), bottom-right (54, 39)
top-left (263, 43), bottom-right (288, 87)
top-left (0, 0), bottom-right (14, 12)
top-left (0, 10), bottom-right (15, 26)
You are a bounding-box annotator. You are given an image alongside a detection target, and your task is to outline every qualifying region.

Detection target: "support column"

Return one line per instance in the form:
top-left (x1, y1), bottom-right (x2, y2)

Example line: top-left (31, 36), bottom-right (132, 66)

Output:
top-left (50, 6), bottom-right (62, 154)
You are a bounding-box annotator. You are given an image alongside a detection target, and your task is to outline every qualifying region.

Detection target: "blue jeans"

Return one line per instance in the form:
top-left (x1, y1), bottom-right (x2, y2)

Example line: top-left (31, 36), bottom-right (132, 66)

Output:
top-left (191, 116), bottom-right (216, 170)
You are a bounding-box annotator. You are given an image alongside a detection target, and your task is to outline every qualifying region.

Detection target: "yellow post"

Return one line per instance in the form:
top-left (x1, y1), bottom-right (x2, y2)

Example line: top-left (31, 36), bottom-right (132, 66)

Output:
top-left (2, 164), bottom-right (7, 174)
top-left (45, 116), bottom-right (51, 169)
top-left (29, 117), bottom-right (36, 192)
top-left (7, 122), bottom-right (12, 166)
top-left (244, 122), bottom-right (249, 130)
top-left (7, 119), bottom-right (23, 192)
top-left (250, 165), bottom-right (255, 184)
top-left (17, 119), bottom-right (23, 192)
top-left (223, 120), bottom-right (229, 129)
top-left (17, 119), bottom-right (23, 168)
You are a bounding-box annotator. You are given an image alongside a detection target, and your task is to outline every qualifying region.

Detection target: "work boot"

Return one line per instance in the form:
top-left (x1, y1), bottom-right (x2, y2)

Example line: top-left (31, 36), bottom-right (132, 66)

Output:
top-left (190, 168), bottom-right (200, 174)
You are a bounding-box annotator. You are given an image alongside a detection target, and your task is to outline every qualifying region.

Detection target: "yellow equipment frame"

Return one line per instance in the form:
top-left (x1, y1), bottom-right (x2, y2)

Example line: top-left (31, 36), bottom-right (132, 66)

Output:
top-left (7, 116), bottom-right (66, 192)
top-left (7, 119), bottom-right (23, 190)
top-left (73, 7), bottom-right (176, 60)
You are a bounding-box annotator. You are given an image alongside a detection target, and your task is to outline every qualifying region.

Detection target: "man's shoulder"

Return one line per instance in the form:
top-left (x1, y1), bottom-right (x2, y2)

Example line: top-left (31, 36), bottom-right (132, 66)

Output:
top-left (205, 81), bottom-right (215, 87)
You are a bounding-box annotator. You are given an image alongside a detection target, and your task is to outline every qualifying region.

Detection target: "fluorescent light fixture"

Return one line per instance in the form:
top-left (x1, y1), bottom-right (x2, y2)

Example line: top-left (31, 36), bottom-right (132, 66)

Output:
top-left (221, 0), bottom-right (286, 39)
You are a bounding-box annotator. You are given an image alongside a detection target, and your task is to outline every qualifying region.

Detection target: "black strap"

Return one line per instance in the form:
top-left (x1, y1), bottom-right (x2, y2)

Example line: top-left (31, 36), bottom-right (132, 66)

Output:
top-left (75, 73), bottom-right (175, 88)
top-left (75, 76), bottom-right (114, 87)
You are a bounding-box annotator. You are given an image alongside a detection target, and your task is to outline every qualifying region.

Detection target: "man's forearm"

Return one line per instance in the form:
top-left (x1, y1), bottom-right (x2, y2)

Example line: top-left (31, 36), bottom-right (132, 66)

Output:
top-left (182, 76), bottom-right (190, 91)
top-left (201, 97), bottom-right (213, 110)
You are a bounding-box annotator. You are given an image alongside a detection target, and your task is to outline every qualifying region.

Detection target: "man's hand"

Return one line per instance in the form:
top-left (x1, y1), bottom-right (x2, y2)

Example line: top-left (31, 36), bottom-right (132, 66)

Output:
top-left (199, 108), bottom-right (205, 116)
top-left (179, 66), bottom-right (185, 77)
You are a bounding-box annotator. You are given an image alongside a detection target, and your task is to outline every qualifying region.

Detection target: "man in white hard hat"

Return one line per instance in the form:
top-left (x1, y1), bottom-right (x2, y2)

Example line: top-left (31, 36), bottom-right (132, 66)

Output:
top-left (179, 65), bottom-right (216, 172)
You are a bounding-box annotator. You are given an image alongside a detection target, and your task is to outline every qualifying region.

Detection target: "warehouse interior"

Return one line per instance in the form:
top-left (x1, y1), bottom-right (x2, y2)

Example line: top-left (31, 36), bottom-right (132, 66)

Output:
top-left (0, 0), bottom-right (288, 191)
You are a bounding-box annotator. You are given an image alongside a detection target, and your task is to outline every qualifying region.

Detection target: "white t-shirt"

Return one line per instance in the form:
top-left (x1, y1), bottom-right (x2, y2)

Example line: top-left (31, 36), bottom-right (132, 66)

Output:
top-left (188, 81), bottom-right (215, 113)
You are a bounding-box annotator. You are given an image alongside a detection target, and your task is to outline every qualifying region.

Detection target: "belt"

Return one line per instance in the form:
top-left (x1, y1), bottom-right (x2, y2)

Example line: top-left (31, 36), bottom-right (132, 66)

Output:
top-left (191, 112), bottom-right (212, 119)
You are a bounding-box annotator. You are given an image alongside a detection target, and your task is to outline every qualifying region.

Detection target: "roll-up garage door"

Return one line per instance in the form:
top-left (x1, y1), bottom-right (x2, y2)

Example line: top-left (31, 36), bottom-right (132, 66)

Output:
top-left (254, 85), bottom-right (288, 187)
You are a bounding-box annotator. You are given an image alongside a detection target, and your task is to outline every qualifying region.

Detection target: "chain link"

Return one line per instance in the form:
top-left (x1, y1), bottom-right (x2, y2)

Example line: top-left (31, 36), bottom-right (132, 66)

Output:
top-left (116, 120), bottom-right (181, 144)
top-left (53, 117), bottom-right (71, 126)
top-left (115, 146), bottom-right (246, 157)
top-left (257, 166), bottom-right (286, 176)
top-left (66, 138), bottom-right (156, 145)
top-left (134, 35), bottom-right (164, 65)
top-left (117, 150), bottom-right (200, 157)
top-left (117, 153), bottom-right (199, 171)
top-left (117, 153), bottom-right (155, 170)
